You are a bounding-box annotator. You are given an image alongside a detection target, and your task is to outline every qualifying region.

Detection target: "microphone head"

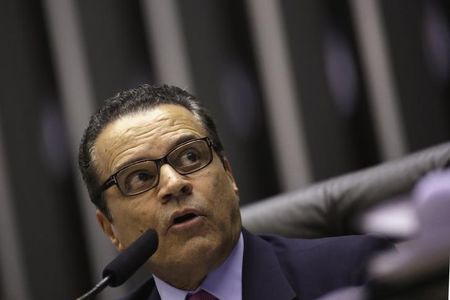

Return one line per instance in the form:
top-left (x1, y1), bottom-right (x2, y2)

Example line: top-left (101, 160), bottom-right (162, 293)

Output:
top-left (102, 229), bottom-right (158, 287)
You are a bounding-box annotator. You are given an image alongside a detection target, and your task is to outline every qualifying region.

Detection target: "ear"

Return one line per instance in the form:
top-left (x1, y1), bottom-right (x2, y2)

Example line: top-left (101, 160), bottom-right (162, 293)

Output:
top-left (222, 157), bottom-right (239, 194)
top-left (96, 209), bottom-right (124, 251)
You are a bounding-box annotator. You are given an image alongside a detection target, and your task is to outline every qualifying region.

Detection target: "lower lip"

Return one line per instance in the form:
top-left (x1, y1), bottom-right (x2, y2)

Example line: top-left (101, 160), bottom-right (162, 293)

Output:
top-left (170, 215), bottom-right (204, 231)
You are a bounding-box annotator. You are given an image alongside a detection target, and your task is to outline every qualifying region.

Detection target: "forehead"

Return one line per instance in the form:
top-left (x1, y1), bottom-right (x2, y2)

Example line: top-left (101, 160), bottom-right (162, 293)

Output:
top-left (104, 104), bottom-right (205, 137)
top-left (93, 104), bottom-right (207, 176)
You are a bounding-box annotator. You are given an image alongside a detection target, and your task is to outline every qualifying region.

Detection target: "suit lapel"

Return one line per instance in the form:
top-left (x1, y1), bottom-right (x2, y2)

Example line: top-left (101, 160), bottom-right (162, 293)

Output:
top-left (130, 230), bottom-right (298, 300)
top-left (241, 230), bottom-right (297, 300)
top-left (148, 288), bottom-right (161, 300)
top-left (121, 277), bottom-right (160, 300)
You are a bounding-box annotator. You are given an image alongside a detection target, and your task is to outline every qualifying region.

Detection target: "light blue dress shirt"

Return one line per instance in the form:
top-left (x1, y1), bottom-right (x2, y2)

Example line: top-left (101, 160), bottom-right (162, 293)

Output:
top-left (153, 233), bottom-right (244, 300)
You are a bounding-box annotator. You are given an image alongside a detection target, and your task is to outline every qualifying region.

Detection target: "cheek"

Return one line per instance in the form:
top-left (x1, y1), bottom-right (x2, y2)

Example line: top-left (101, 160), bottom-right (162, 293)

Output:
top-left (109, 198), bottom-right (160, 245)
top-left (206, 171), bottom-right (240, 221)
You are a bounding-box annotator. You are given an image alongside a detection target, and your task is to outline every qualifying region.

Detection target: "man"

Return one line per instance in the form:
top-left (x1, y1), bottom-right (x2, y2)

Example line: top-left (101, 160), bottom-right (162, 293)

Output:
top-left (79, 84), bottom-right (389, 300)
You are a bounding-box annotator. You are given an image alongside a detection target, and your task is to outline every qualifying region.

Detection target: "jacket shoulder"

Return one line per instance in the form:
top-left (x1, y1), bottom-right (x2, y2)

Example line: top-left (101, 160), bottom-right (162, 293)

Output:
top-left (259, 234), bottom-right (392, 297)
top-left (260, 234), bottom-right (392, 255)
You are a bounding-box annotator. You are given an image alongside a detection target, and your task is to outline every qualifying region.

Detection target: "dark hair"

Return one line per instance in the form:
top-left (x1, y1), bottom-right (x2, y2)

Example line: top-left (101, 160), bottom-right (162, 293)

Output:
top-left (78, 84), bottom-right (224, 220)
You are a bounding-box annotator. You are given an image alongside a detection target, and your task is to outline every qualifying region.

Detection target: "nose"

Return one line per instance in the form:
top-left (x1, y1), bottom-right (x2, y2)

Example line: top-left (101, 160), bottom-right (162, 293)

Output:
top-left (157, 164), bottom-right (193, 203)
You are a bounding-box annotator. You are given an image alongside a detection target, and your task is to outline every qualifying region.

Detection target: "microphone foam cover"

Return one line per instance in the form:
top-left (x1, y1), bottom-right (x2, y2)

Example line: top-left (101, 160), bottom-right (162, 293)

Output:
top-left (103, 229), bottom-right (158, 287)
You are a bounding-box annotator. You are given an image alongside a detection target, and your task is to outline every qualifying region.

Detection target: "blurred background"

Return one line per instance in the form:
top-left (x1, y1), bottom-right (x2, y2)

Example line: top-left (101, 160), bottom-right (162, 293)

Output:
top-left (0, 0), bottom-right (449, 299)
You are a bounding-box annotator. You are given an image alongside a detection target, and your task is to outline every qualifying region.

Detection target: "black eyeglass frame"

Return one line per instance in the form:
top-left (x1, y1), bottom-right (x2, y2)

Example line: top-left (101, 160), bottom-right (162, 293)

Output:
top-left (99, 137), bottom-right (214, 197)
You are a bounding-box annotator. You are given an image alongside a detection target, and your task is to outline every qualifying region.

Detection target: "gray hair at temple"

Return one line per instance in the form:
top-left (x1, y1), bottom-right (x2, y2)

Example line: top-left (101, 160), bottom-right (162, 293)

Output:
top-left (78, 84), bottom-right (224, 221)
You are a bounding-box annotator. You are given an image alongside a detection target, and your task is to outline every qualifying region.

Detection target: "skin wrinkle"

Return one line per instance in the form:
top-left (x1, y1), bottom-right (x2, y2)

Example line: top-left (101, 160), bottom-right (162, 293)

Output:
top-left (96, 111), bottom-right (203, 181)
top-left (91, 110), bottom-right (206, 181)
top-left (94, 104), bottom-right (241, 290)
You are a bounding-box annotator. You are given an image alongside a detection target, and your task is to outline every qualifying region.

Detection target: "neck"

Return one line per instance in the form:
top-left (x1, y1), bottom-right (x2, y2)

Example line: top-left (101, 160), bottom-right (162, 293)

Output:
top-left (153, 232), bottom-right (241, 290)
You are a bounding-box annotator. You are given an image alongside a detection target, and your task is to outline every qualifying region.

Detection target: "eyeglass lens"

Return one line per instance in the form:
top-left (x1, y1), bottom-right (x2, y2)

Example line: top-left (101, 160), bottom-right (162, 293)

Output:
top-left (116, 139), bottom-right (212, 195)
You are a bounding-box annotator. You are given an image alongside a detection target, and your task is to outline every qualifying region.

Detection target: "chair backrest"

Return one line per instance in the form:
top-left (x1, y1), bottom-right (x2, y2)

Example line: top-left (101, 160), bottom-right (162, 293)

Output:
top-left (241, 142), bottom-right (450, 238)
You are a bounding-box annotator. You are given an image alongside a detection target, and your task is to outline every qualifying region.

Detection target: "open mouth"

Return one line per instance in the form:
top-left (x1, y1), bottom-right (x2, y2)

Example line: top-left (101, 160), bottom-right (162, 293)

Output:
top-left (173, 213), bottom-right (198, 225)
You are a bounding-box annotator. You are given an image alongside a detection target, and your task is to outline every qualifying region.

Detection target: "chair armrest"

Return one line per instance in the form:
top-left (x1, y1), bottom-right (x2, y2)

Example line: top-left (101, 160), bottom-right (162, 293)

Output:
top-left (241, 142), bottom-right (450, 238)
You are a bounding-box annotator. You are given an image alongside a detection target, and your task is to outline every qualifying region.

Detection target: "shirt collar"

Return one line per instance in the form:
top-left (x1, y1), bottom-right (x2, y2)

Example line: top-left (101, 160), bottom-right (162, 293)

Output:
top-left (153, 232), bottom-right (244, 300)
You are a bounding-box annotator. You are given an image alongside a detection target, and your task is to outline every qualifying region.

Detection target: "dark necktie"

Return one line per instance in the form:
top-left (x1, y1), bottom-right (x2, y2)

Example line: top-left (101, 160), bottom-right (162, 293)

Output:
top-left (186, 289), bottom-right (217, 300)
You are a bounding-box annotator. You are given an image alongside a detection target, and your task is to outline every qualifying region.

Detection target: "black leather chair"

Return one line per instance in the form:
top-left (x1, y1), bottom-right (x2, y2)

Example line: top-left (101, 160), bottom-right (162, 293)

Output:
top-left (241, 142), bottom-right (450, 299)
top-left (241, 142), bottom-right (450, 238)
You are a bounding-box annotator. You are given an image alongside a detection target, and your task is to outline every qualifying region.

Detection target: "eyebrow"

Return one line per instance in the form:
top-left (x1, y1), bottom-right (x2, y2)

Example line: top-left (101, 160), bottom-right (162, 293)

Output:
top-left (111, 133), bottom-right (201, 173)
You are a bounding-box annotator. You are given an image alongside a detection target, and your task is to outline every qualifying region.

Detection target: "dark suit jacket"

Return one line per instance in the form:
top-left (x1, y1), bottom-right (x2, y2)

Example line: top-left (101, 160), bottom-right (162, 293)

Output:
top-left (120, 229), bottom-right (390, 300)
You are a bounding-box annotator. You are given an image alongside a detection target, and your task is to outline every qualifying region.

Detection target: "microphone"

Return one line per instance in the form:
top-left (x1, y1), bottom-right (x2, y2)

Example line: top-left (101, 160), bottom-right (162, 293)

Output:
top-left (77, 229), bottom-right (158, 300)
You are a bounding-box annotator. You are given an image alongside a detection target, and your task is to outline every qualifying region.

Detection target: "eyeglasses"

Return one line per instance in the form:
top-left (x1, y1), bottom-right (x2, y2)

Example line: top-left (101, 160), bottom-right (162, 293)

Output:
top-left (100, 137), bottom-right (214, 196)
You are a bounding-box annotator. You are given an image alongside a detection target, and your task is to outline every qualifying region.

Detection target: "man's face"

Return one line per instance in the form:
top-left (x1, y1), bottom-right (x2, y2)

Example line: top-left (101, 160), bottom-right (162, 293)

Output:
top-left (93, 104), bottom-right (241, 288)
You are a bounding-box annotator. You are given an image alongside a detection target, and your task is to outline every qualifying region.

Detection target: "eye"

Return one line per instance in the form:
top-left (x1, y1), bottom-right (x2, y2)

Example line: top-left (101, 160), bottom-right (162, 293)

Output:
top-left (118, 162), bottom-right (158, 194)
top-left (167, 140), bottom-right (211, 174)
top-left (184, 149), bottom-right (200, 162)
top-left (124, 171), bottom-right (156, 192)
top-left (179, 148), bottom-right (202, 165)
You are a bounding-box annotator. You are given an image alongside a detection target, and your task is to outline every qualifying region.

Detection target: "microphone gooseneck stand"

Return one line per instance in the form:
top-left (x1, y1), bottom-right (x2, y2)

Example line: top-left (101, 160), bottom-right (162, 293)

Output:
top-left (76, 229), bottom-right (158, 300)
top-left (76, 276), bottom-right (112, 300)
